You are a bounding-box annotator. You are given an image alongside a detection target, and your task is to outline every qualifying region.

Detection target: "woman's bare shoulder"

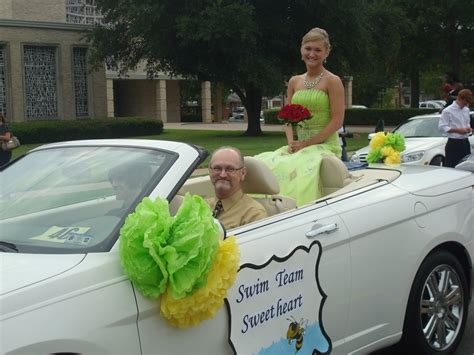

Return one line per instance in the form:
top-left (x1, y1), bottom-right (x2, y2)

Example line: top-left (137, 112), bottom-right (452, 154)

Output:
top-left (288, 74), bottom-right (304, 84)
top-left (324, 70), bottom-right (342, 82)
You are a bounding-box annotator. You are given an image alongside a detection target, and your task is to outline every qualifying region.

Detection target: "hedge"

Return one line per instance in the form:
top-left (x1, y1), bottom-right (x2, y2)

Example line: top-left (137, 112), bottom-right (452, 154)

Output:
top-left (263, 108), bottom-right (439, 126)
top-left (9, 117), bottom-right (163, 144)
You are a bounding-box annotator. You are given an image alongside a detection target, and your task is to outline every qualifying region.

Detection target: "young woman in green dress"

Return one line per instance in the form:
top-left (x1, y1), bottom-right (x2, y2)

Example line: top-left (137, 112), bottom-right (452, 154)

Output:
top-left (255, 28), bottom-right (345, 206)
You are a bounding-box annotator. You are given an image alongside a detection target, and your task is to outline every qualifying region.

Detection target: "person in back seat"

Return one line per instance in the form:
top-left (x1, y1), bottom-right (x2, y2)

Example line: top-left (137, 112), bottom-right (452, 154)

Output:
top-left (207, 147), bottom-right (267, 230)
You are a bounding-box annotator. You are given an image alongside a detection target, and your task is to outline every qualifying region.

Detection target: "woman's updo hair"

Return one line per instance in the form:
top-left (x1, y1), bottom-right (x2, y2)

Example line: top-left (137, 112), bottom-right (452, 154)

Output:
top-left (301, 27), bottom-right (331, 50)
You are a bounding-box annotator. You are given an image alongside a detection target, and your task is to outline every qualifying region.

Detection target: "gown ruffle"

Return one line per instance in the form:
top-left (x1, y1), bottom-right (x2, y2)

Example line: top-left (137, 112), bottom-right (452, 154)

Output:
top-left (254, 89), bottom-right (341, 205)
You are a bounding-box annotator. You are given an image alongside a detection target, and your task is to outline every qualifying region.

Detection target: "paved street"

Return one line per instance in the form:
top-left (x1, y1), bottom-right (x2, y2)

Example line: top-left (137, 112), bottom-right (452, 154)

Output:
top-left (457, 293), bottom-right (474, 355)
top-left (374, 286), bottom-right (473, 354)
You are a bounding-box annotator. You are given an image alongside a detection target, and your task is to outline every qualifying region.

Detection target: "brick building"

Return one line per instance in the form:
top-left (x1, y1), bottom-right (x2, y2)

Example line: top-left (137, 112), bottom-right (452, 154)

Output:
top-left (0, 0), bottom-right (109, 122)
top-left (0, 0), bottom-right (216, 123)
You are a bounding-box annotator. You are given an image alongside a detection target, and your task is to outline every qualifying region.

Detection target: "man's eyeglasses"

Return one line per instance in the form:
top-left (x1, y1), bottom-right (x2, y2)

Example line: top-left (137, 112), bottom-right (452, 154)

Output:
top-left (209, 166), bottom-right (244, 174)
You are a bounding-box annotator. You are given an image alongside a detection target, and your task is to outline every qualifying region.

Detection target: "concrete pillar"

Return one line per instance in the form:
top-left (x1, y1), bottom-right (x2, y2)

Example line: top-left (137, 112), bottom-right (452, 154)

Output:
top-left (201, 81), bottom-right (212, 123)
top-left (213, 82), bottom-right (223, 122)
top-left (166, 80), bottom-right (181, 122)
top-left (106, 79), bottom-right (115, 117)
top-left (156, 79), bottom-right (167, 122)
top-left (343, 76), bottom-right (353, 108)
top-left (9, 42), bottom-right (24, 122)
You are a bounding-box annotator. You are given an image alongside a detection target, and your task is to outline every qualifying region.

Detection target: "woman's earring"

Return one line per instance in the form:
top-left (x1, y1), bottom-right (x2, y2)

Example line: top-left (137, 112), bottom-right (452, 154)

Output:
top-left (324, 58), bottom-right (327, 64)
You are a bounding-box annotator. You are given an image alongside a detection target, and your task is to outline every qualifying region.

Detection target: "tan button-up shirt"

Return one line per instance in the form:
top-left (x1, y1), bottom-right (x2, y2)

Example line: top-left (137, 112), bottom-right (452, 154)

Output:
top-left (208, 190), bottom-right (267, 230)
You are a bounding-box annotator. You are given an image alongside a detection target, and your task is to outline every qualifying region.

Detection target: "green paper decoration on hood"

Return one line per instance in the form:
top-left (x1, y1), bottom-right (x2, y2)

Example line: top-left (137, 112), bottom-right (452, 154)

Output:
top-left (119, 194), bottom-right (220, 300)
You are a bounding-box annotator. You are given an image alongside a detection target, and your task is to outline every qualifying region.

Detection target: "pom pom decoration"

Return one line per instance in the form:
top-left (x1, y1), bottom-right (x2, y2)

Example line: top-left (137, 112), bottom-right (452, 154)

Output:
top-left (366, 131), bottom-right (406, 165)
top-left (160, 236), bottom-right (240, 328)
top-left (119, 197), bottom-right (173, 298)
top-left (164, 195), bottom-right (219, 300)
top-left (119, 193), bottom-right (240, 328)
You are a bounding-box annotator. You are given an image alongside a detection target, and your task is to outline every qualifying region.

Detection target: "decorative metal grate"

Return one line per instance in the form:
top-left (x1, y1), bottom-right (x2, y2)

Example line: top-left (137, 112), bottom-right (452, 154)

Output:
top-left (24, 45), bottom-right (58, 119)
top-left (66, 0), bottom-right (103, 25)
top-left (0, 46), bottom-right (7, 117)
top-left (73, 47), bottom-right (89, 117)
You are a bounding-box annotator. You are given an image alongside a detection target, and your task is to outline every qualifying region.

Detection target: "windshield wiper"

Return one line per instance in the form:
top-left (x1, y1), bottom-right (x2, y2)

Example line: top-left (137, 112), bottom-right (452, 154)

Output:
top-left (0, 241), bottom-right (19, 252)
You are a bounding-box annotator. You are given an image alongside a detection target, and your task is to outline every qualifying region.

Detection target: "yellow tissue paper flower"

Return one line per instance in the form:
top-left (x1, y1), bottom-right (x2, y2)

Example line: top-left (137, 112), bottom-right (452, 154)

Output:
top-left (381, 146), bottom-right (401, 164)
top-left (380, 146), bottom-right (397, 157)
top-left (384, 151), bottom-right (401, 164)
top-left (370, 132), bottom-right (387, 149)
top-left (160, 236), bottom-right (240, 328)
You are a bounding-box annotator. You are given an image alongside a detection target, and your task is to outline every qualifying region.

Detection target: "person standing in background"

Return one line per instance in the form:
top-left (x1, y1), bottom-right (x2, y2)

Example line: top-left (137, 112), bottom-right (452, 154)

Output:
top-left (338, 125), bottom-right (360, 161)
top-left (441, 71), bottom-right (464, 108)
top-left (0, 114), bottom-right (12, 166)
top-left (438, 89), bottom-right (473, 167)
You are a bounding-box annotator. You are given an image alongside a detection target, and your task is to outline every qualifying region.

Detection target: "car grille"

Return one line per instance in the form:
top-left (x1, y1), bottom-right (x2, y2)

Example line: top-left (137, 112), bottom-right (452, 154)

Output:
top-left (358, 153), bottom-right (368, 163)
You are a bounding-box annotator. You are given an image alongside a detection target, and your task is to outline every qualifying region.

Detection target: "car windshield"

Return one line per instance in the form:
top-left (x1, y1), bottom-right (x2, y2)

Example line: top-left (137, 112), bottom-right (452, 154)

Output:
top-left (395, 116), bottom-right (445, 138)
top-left (0, 145), bottom-right (176, 253)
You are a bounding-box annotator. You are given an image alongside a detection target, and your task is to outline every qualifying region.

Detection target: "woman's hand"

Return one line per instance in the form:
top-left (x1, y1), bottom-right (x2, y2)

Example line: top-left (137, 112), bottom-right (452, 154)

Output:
top-left (289, 140), bottom-right (308, 153)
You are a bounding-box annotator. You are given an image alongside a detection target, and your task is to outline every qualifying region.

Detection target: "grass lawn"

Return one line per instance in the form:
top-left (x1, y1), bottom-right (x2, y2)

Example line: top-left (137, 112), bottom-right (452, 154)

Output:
top-left (11, 129), bottom-right (370, 165)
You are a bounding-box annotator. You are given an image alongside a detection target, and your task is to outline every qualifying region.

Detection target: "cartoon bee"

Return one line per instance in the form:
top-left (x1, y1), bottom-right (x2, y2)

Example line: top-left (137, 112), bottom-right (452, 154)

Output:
top-left (286, 317), bottom-right (307, 353)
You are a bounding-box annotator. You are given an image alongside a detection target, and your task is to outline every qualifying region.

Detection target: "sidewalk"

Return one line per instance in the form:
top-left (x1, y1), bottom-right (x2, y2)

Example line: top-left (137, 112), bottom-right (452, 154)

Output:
top-left (164, 121), bottom-right (394, 133)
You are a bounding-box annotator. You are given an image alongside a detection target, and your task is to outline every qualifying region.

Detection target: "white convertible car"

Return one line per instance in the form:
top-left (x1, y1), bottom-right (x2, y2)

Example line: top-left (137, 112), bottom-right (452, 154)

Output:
top-left (1, 139), bottom-right (473, 355)
top-left (351, 112), bottom-right (474, 166)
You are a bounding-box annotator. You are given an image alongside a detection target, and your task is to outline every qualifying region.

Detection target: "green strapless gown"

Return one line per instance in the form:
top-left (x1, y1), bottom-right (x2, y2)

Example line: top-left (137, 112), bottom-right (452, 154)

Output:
top-left (255, 89), bottom-right (341, 205)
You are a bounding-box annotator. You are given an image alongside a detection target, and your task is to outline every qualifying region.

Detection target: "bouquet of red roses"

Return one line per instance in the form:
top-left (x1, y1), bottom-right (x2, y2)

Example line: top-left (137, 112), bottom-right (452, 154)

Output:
top-left (277, 104), bottom-right (312, 140)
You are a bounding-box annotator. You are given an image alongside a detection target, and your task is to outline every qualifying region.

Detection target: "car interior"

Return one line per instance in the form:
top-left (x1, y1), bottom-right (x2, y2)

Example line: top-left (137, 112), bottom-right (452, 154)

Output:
top-left (171, 155), bottom-right (401, 218)
top-left (0, 154), bottom-right (400, 252)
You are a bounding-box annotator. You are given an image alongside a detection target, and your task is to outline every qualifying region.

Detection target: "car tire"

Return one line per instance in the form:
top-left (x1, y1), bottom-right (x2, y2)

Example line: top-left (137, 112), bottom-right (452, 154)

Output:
top-left (429, 156), bottom-right (445, 166)
top-left (400, 250), bottom-right (468, 354)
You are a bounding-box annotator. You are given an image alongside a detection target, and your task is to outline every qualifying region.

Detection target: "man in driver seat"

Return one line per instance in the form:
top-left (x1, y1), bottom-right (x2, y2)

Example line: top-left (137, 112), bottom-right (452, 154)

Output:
top-left (107, 162), bottom-right (151, 216)
top-left (207, 147), bottom-right (267, 229)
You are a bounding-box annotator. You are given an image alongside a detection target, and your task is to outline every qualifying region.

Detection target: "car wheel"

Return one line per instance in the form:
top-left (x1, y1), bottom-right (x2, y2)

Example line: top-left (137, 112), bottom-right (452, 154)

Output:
top-left (429, 156), bottom-right (445, 166)
top-left (401, 250), bottom-right (468, 354)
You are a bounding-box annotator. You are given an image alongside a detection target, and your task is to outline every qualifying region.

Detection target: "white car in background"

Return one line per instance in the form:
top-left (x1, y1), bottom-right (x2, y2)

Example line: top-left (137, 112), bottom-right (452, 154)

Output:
top-left (419, 100), bottom-right (446, 109)
top-left (351, 112), bottom-right (474, 166)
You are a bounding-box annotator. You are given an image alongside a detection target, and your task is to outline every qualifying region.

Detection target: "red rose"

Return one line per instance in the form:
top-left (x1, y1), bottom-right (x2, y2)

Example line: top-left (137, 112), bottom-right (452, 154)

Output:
top-left (277, 104), bottom-right (312, 126)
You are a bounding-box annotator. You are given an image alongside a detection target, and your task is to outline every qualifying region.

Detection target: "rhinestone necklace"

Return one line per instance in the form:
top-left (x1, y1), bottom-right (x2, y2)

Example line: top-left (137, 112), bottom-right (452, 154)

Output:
top-left (304, 71), bottom-right (325, 89)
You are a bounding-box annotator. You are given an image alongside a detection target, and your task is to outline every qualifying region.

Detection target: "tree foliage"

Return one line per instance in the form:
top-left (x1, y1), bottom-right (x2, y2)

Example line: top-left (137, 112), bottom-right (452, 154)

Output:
top-left (89, 0), bottom-right (474, 126)
top-left (90, 0), bottom-right (371, 135)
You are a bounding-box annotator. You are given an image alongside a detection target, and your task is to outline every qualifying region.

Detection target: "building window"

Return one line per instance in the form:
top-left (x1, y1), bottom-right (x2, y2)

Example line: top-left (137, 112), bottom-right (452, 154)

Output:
top-left (24, 45), bottom-right (58, 119)
top-left (66, 0), bottom-right (103, 25)
top-left (0, 46), bottom-right (7, 117)
top-left (73, 47), bottom-right (89, 117)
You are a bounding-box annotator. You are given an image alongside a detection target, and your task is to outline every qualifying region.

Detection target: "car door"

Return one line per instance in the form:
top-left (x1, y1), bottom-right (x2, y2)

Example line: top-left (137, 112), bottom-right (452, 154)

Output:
top-left (326, 180), bottom-right (442, 353)
top-left (135, 200), bottom-right (351, 354)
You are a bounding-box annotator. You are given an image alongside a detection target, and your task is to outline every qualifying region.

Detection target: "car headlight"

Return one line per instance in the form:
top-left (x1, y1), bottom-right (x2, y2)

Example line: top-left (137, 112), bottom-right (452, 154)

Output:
top-left (401, 151), bottom-right (425, 163)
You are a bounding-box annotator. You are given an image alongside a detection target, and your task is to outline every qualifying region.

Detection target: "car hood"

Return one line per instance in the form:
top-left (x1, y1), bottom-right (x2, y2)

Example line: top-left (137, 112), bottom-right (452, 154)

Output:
top-left (355, 137), bottom-right (445, 155)
top-left (0, 253), bottom-right (85, 295)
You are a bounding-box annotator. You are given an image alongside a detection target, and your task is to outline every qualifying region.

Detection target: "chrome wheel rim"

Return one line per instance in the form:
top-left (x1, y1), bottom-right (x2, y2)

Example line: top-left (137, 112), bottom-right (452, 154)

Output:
top-left (420, 264), bottom-right (464, 351)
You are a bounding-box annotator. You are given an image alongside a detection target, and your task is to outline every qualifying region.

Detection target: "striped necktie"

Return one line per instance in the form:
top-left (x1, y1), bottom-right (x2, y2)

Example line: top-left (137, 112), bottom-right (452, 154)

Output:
top-left (213, 200), bottom-right (223, 218)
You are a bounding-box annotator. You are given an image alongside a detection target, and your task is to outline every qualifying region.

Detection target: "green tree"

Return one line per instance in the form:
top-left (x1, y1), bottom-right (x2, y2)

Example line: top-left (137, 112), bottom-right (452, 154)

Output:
top-left (396, 0), bottom-right (474, 106)
top-left (352, 1), bottom-right (406, 107)
top-left (90, 0), bottom-right (371, 135)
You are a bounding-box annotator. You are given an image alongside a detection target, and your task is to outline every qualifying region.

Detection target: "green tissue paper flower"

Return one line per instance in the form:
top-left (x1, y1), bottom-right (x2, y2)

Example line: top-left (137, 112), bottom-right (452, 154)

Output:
top-left (384, 132), bottom-right (406, 152)
top-left (119, 197), bottom-right (173, 298)
top-left (119, 194), bottom-right (220, 301)
top-left (366, 147), bottom-right (382, 163)
top-left (165, 194), bottom-right (219, 299)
